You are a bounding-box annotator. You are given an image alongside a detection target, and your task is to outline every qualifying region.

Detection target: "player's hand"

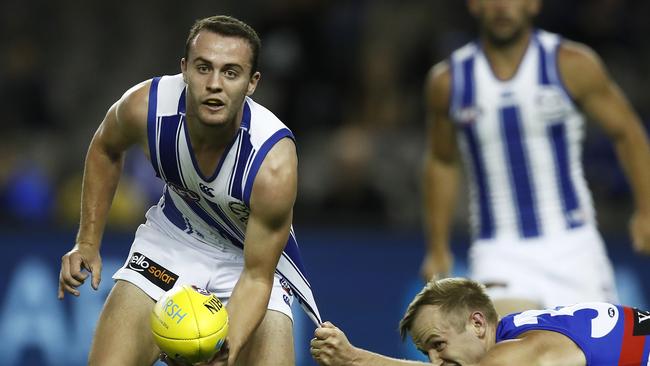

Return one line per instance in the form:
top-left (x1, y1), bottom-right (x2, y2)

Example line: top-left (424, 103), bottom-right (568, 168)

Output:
top-left (420, 247), bottom-right (453, 282)
top-left (58, 242), bottom-right (102, 299)
top-left (310, 321), bottom-right (359, 366)
top-left (202, 339), bottom-right (229, 366)
top-left (630, 211), bottom-right (650, 255)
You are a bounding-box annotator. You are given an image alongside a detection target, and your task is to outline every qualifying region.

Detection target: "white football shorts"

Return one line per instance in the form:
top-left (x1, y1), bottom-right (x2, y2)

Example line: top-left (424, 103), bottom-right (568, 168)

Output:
top-left (113, 206), bottom-right (294, 321)
top-left (468, 225), bottom-right (618, 308)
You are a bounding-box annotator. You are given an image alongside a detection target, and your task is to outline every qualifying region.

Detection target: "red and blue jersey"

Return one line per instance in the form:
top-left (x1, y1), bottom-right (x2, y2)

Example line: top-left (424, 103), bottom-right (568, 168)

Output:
top-left (496, 302), bottom-right (650, 366)
top-left (497, 303), bottom-right (650, 365)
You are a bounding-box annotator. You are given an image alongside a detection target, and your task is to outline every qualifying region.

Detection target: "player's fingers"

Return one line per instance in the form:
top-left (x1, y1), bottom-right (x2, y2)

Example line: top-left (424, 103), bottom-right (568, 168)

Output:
top-left (57, 281), bottom-right (65, 299)
top-left (60, 282), bottom-right (80, 296)
top-left (320, 321), bottom-right (335, 328)
top-left (314, 326), bottom-right (337, 340)
top-left (310, 337), bottom-right (326, 349)
top-left (60, 255), bottom-right (84, 287)
top-left (87, 260), bottom-right (102, 290)
top-left (70, 255), bottom-right (89, 282)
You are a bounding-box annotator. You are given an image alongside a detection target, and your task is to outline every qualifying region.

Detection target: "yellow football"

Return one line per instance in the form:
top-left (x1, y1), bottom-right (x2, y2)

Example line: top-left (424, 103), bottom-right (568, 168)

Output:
top-left (151, 284), bottom-right (229, 364)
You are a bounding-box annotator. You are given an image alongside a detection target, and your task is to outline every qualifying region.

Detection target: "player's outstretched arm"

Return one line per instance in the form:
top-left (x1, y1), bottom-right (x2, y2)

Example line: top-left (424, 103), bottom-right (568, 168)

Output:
top-left (311, 322), bottom-right (430, 366)
top-left (558, 42), bottom-right (650, 254)
top-left (479, 331), bottom-right (587, 366)
top-left (58, 80), bottom-right (150, 299)
top-left (421, 61), bottom-right (459, 281)
top-left (222, 137), bottom-right (298, 364)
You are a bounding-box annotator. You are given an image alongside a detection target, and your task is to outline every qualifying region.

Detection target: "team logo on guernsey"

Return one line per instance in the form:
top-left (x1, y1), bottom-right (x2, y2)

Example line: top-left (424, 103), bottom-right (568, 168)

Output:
top-left (633, 308), bottom-right (650, 336)
top-left (169, 182), bottom-right (201, 202)
top-left (536, 86), bottom-right (569, 121)
top-left (126, 252), bottom-right (178, 291)
top-left (454, 106), bottom-right (482, 124)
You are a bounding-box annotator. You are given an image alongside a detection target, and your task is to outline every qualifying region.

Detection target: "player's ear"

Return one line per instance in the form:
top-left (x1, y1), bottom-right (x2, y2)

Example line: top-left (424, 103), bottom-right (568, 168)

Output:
top-left (470, 311), bottom-right (488, 338)
top-left (181, 58), bottom-right (188, 84)
top-left (246, 71), bottom-right (261, 96)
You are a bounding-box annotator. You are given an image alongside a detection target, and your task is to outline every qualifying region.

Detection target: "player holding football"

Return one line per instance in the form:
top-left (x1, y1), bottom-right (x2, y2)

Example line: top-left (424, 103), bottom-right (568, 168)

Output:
top-left (311, 278), bottom-right (650, 366)
top-left (57, 15), bottom-right (320, 366)
top-left (421, 0), bottom-right (650, 316)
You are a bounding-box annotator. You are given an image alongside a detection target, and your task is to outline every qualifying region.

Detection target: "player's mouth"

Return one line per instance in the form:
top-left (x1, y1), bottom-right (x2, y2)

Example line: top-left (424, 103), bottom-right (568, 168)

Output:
top-left (202, 98), bottom-right (225, 112)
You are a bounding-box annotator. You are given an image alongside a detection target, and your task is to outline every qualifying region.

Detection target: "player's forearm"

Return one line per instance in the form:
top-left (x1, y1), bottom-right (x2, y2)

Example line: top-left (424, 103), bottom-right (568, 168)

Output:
top-left (76, 139), bottom-right (125, 248)
top-left (422, 156), bottom-right (460, 252)
top-left (612, 124), bottom-right (650, 214)
top-left (225, 271), bottom-right (273, 362)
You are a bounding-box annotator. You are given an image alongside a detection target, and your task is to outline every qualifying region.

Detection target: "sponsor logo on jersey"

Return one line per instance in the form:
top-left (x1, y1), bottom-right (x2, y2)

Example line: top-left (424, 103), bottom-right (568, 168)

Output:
top-left (169, 182), bottom-right (201, 202)
top-left (279, 277), bottom-right (294, 297)
top-left (228, 201), bottom-right (250, 224)
top-left (126, 252), bottom-right (178, 291)
top-left (633, 308), bottom-right (650, 336)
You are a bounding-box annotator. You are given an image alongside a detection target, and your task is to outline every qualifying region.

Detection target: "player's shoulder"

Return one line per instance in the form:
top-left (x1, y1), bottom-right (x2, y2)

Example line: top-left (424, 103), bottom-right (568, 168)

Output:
top-left (425, 60), bottom-right (451, 109)
top-left (557, 40), bottom-right (603, 70)
top-left (247, 98), bottom-right (285, 128)
top-left (556, 39), bottom-right (609, 97)
top-left (249, 137), bottom-right (297, 214)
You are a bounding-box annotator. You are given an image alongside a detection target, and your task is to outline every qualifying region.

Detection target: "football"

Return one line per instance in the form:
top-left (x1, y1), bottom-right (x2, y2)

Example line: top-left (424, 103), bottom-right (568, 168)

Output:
top-left (151, 284), bottom-right (229, 364)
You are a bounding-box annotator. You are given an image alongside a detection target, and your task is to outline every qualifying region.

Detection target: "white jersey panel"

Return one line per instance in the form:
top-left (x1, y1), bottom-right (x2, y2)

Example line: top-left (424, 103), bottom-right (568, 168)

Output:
top-left (450, 30), bottom-right (596, 241)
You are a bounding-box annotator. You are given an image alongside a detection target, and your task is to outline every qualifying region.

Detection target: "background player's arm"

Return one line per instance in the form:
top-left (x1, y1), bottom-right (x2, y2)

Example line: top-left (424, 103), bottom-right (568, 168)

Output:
top-left (224, 138), bottom-right (297, 363)
top-left (311, 322), bottom-right (430, 366)
top-left (58, 81), bottom-right (149, 298)
top-left (559, 42), bottom-right (650, 254)
top-left (421, 61), bottom-right (460, 280)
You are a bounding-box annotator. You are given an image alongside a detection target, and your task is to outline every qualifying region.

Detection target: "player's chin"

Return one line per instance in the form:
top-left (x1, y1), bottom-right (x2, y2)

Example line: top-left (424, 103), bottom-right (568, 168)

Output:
top-left (198, 111), bottom-right (229, 126)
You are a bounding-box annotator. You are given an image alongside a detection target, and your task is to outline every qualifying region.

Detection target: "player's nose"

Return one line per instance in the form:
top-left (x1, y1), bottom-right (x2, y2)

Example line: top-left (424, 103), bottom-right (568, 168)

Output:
top-left (206, 73), bottom-right (223, 92)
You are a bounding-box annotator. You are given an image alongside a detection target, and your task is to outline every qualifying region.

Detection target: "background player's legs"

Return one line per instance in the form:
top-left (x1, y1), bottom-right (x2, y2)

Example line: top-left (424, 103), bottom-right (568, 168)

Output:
top-left (236, 310), bottom-right (294, 366)
top-left (88, 280), bottom-right (160, 366)
top-left (492, 298), bottom-right (542, 318)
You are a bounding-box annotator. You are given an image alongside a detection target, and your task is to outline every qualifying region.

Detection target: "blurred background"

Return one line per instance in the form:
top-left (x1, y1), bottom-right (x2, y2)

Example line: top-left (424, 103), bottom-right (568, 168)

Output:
top-left (1, 0), bottom-right (648, 365)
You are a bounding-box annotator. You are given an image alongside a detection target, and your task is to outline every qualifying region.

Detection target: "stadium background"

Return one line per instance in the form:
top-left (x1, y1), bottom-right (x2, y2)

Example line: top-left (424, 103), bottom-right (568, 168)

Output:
top-left (1, 0), bottom-right (648, 365)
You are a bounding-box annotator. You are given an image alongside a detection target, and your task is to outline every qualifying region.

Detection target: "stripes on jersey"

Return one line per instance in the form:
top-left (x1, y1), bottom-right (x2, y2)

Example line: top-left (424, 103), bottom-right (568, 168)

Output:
top-left (449, 30), bottom-right (594, 240)
top-left (146, 74), bottom-right (321, 325)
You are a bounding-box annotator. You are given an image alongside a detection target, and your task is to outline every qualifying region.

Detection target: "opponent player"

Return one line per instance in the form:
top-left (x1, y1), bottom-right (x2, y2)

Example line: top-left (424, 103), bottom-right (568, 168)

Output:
top-left (311, 278), bottom-right (650, 366)
top-left (57, 15), bottom-right (320, 366)
top-left (421, 0), bottom-right (650, 316)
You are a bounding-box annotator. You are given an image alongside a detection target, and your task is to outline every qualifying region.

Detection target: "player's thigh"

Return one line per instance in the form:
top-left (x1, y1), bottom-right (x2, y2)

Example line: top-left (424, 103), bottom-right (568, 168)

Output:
top-left (89, 280), bottom-right (160, 366)
top-left (236, 310), bottom-right (294, 366)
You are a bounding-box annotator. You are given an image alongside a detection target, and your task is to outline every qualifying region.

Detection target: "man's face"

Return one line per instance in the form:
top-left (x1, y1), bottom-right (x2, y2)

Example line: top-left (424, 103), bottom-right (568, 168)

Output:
top-left (469, 0), bottom-right (540, 46)
top-left (181, 31), bottom-right (260, 127)
top-left (410, 305), bottom-right (487, 366)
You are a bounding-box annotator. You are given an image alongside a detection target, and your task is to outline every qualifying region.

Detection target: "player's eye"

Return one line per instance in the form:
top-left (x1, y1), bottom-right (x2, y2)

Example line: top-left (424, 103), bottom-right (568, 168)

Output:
top-left (433, 341), bottom-right (446, 352)
top-left (197, 65), bottom-right (210, 73)
top-left (224, 69), bottom-right (238, 79)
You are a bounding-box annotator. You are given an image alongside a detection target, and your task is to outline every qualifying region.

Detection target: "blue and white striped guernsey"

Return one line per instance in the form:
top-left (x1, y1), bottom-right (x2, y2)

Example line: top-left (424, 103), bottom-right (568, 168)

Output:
top-left (449, 30), bottom-right (596, 241)
top-left (146, 74), bottom-right (321, 325)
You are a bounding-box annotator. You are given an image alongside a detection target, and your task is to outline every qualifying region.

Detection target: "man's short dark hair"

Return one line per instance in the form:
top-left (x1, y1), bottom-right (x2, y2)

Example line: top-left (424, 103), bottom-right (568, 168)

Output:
top-left (185, 15), bottom-right (261, 74)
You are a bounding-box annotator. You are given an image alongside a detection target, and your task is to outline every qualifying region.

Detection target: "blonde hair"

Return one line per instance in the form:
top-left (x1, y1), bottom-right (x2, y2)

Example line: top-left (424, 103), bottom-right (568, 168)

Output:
top-left (399, 278), bottom-right (498, 340)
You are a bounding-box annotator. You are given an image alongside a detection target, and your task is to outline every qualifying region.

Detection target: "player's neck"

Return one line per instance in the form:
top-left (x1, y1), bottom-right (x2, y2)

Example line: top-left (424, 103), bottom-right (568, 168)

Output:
top-left (480, 29), bottom-right (532, 81)
top-left (185, 110), bottom-right (242, 151)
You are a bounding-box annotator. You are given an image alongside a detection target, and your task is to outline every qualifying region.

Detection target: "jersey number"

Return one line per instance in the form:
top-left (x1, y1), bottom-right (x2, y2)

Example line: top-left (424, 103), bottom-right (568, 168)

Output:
top-left (513, 302), bottom-right (618, 338)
